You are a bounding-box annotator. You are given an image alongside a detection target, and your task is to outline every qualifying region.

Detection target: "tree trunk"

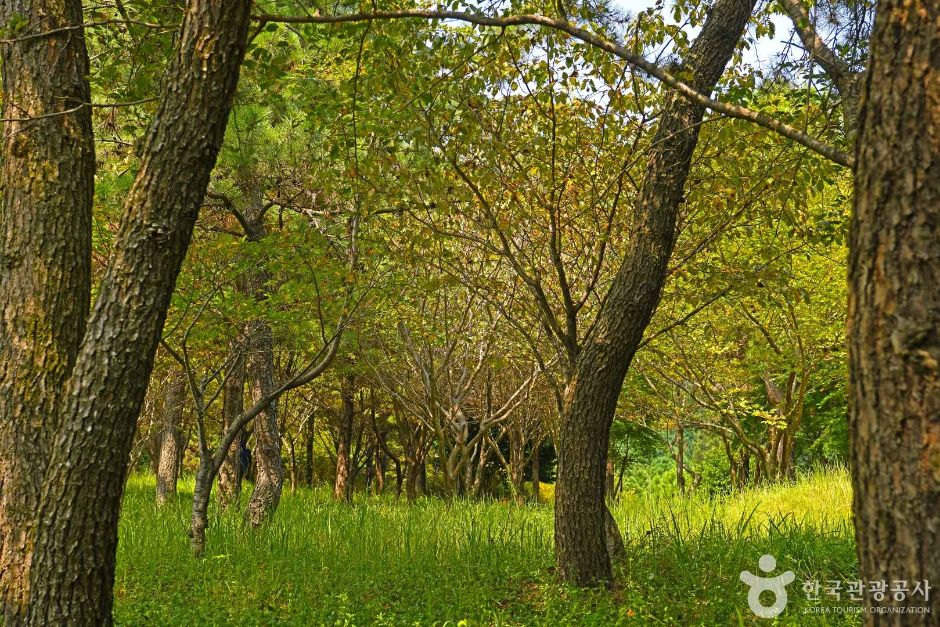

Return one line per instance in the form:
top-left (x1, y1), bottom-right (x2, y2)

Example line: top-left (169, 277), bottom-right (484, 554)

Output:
top-left (418, 461), bottom-right (427, 495)
top-left (156, 371), bottom-right (187, 505)
top-left (849, 1), bottom-right (940, 621)
top-left (334, 375), bottom-right (355, 501)
top-left (189, 457), bottom-right (214, 558)
top-left (553, 0), bottom-right (755, 586)
top-left (285, 437), bottom-right (296, 493)
top-left (0, 0), bottom-right (94, 620)
top-left (305, 416), bottom-right (315, 487)
top-left (24, 3), bottom-right (252, 623)
top-left (246, 321), bottom-right (283, 527)
top-left (531, 440), bottom-right (541, 503)
top-left (406, 459), bottom-right (420, 502)
top-left (676, 426), bottom-right (685, 494)
top-left (218, 348), bottom-right (245, 510)
top-left (374, 449), bottom-right (386, 494)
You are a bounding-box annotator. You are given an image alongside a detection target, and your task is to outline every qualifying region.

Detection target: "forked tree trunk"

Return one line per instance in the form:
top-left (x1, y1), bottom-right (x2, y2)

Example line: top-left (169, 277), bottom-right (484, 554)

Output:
top-left (554, 0), bottom-right (756, 586)
top-left (24, 3), bottom-right (252, 623)
top-left (0, 1), bottom-right (94, 621)
top-left (246, 321), bottom-right (284, 527)
top-left (156, 371), bottom-right (187, 505)
top-left (849, 1), bottom-right (940, 621)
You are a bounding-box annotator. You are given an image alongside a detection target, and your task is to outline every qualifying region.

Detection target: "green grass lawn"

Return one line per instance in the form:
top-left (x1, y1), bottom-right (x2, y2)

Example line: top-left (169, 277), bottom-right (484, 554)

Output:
top-left (115, 469), bottom-right (859, 625)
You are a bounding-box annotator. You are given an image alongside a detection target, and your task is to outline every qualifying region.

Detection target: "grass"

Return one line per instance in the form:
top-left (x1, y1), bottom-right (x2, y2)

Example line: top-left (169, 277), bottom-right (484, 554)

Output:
top-left (115, 468), bottom-right (859, 625)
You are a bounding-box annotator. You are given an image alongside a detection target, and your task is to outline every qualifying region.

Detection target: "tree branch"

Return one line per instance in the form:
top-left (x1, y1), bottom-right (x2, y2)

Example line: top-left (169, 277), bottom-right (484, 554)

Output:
top-left (253, 10), bottom-right (853, 168)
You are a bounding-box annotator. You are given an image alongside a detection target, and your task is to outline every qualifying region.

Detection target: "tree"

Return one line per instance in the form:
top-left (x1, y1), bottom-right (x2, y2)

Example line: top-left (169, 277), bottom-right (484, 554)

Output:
top-left (155, 368), bottom-right (187, 505)
top-left (849, 0), bottom-right (940, 620)
top-left (0, 0), bottom-right (95, 618)
top-left (0, 1), bottom-right (253, 622)
top-left (553, 0), bottom-right (757, 585)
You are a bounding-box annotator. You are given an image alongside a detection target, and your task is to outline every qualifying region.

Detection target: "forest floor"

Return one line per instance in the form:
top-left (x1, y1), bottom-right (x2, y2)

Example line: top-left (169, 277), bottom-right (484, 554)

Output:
top-left (115, 469), bottom-right (858, 625)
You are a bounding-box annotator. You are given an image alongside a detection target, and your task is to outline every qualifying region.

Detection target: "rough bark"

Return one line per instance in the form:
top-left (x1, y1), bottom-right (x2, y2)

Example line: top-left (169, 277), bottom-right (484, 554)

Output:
top-left (156, 371), bottom-right (187, 506)
top-left (0, 1), bottom-right (94, 621)
top-left (245, 321), bottom-right (283, 527)
top-left (848, 1), bottom-right (940, 622)
top-left (333, 376), bottom-right (355, 502)
top-left (553, 0), bottom-right (756, 586)
top-left (218, 349), bottom-right (245, 509)
top-left (238, 184), bottom-right (286, 526)
top-left (25, 2), bottom-right (252, 623)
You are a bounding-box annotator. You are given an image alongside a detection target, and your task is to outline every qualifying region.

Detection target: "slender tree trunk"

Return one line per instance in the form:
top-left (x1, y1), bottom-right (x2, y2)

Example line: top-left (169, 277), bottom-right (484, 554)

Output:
top-left (189, 457), bottom-right (214, 558)
top-left (156, 371), bottom-right (187, 505)
top-left (246, 321), bottom-right (283, 526)
top-left (374, 449), bottom-right (386, 494)
top-left (510, 430), bottom-right (526, 505)
top-left (25, 3), bottom-right (252, 622)
top-left (305, 416), bottom-right (315, 487)
top-left (531, 440), bottom-right (541, 503)
top-left (554, 0), bottom-right (755, 586)
top-left (289, 439), bottom-right (298, 493)
top-left (0, 1), bottom-right (94, 620)
top-left (676, 426), bottom-right (685, 494)
top-left (333, 375), bottom-right (355, 501)
top-left (218, 348), bottom-right (245, 509)
top-left (849, 1), bottom-right (940, 621)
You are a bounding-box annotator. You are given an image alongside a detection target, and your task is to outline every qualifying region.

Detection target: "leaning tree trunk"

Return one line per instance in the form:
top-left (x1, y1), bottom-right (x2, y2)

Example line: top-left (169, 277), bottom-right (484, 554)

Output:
top-left (25, 2), bottom-right (252, 623)
top-left (156, 371), bottom-right (187, 505)
top-left (553, 0), bottom-right (756, 586)
top-left (218, 348), bottom-right (245, 509)
top-left (849, 1), bottom-right (940, 621)
top-left (333, 376), bottom-right (356, 502)
top-left (245, 320), bottom-right (284, 527)
top-left (0, 0), bottom-right (94, 621)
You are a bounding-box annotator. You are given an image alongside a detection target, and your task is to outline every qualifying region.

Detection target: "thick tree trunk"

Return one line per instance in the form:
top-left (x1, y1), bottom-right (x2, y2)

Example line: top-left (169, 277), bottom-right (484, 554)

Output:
top-left (156, 371), bottom-right (187, 505)
top-left (24, 3), bottom-right (252, 623)
top-left (554, 0), bottom-right (755, 586)
top-left (246, 321), bottom-right (283, 527)
top-left (406, 461), bottom-right (420, 502)
top-left (218, 349), bottom-right (245, 509)
top-left (849, 2), bottom-right (940, 621)
top-left (418, 461), bottom-right (427, 495)
top-left (333, 376), bottom-right (355, 502)
top-left (0, 0), bottom-right (94, 621)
